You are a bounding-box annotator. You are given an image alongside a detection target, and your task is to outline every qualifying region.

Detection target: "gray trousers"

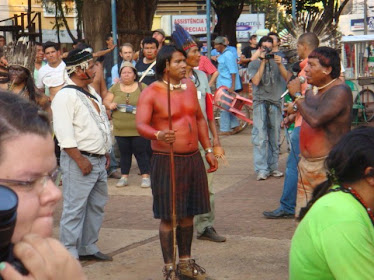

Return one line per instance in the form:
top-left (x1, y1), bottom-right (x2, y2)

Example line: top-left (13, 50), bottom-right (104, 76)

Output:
top-left (194, 149), bottom-right (215, 236)
top-left (59, 150), bottom-right (108, 258)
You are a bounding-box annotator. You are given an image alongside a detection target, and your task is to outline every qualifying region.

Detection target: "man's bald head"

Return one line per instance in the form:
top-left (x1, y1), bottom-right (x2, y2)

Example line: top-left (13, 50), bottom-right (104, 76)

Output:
top-left (297, 33), bottom-right (319, 59)
top-left (298, 33), bottom-right (319, 50)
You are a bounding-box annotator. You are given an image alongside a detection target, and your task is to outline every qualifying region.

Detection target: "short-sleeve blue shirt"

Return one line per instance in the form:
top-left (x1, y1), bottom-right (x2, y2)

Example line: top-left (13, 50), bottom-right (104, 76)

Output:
top-left (216, 48), bottom-right (241, 90)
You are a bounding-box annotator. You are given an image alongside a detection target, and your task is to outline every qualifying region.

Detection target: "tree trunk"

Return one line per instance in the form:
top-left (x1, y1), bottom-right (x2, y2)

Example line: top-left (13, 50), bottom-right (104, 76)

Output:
top-left (82, 0), bottom-right (111, 52)
top-left (116, 0), bottom-right (158, 52)
top-left (212, 0), bottom-right (244, 46)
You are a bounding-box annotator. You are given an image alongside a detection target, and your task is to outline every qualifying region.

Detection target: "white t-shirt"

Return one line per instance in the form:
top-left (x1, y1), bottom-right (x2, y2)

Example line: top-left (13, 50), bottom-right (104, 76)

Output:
top-left (36, 61), bottom-right (67, 90)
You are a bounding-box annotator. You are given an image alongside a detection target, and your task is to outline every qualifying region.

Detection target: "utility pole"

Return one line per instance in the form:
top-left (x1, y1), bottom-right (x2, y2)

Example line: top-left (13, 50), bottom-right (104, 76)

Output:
top-left (111, 0), bottom-right (118, 65)
top-left (206, 0), bottom-right (211, 59)
top-left (364, 0), bottom-right (368, 34)
top-left (292, 0), bottom-right (296, 19)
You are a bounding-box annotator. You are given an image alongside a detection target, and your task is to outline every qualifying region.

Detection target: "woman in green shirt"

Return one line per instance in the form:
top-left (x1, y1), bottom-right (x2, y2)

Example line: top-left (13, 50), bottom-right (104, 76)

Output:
top-left (104, 62), bottom-right (150, 188)
top-left (290, 127), bottom-right (374, 280)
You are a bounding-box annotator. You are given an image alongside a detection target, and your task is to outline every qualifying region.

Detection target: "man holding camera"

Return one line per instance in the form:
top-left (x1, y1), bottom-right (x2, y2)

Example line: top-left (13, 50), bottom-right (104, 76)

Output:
top-left (248, 36), bottom-right (288, 181)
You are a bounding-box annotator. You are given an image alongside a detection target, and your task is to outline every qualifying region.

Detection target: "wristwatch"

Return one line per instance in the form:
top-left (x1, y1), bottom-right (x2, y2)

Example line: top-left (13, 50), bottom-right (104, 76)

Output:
top-left (205, 147), bottom-right (213, 154)
top-left (294, 92), bottom-right (302, 99)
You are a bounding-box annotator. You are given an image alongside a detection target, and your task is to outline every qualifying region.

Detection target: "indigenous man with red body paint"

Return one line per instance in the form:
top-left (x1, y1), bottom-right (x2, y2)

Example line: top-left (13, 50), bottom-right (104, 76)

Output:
top-left (136, 45), bottom-right (218, 280)
top-left (288, 47), bottom-right (352, 217)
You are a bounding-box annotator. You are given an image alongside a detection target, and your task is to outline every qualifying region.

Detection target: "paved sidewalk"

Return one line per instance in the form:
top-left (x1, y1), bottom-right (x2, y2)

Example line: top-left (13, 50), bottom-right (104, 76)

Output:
top-left (54, 127), bottom-right (297, 280)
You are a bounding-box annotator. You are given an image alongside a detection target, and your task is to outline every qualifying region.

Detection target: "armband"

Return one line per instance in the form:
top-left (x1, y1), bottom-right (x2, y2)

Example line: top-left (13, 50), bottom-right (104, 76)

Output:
top-left (154, 131), bottom-right (161, 140)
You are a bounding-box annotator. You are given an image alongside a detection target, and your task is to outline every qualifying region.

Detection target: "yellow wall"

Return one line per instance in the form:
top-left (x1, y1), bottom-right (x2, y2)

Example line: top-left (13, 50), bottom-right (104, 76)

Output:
top-left (6, 0), bottom-right (75, 31)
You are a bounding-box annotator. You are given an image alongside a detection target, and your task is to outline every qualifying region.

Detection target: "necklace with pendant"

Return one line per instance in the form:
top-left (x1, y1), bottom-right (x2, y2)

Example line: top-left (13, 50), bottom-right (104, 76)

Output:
top-left (312, 78), bottom-right (338, 95)
top-left (162, 79), bottom-right (187, 91)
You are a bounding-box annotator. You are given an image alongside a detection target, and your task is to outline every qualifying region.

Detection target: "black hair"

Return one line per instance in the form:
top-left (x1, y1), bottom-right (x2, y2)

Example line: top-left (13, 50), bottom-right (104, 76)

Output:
top-left (43, 41), bottom-right (60, 52)
top-left (249, 35), bottom-right (257, 41)
top-left (75, 42), bottom-right (93, 51)
top-left (258, 36), bottom-right (273, 47)
top-left (9, 66), bottom-right (39, 104)
top-left (142, 37), bottom-right (159, 49)
top-left (35, 42), bottom-right (43, 47)
top-left (0, 91), bottom-right (51, 163)
top-left (268, 32), bottom-right (280, 43)
top-left (105, 34), bottom-right (113, 41)
top-left (298, 32), bottom-right (319, 50)
top-left (155, 45), bottom-right (186, 81)
top-left (299, 126), bottom-right (374, 220)
top-left (308, 47), bottom-right (341, 79)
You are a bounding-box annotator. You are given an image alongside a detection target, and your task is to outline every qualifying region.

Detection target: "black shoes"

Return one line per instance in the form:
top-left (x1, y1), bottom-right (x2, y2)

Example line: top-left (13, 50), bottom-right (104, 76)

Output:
top-left (197, 227), bottom-right (226, 242)
top-left (263, 209), bottom-right (294, 219)
top-left (79, 251), bottom-right (113, 261)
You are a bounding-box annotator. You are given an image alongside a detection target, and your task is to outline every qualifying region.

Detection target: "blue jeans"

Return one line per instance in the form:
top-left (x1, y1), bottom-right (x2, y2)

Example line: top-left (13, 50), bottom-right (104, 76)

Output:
top-left (251, 101), bottom-right (281, 175)
top-left (59, 151), bottom-right (108, 258)
top-left (279, 126), bottom-right (300, 214)
top-left (219, 109), bottom-right (239, 132)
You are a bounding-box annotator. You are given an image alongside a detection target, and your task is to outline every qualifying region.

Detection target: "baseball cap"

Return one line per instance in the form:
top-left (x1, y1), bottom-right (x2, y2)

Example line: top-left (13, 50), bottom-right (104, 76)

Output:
top-left (152, 29), bottom-right (166, 37)
top-left (214, 36), bottom-right (227, 45)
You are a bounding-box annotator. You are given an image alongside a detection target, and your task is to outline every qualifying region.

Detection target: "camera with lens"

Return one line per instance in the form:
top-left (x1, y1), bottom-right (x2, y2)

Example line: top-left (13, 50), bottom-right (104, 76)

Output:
top-left (0, 185), bottom-right (28, 278)
top-left (263, 47), bottom-right (274, 60)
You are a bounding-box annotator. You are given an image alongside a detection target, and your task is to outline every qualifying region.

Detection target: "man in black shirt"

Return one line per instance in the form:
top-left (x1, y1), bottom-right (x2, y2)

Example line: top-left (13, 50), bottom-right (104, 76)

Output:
top-left (239, 34), bottom-right (257, 68)
top-left (135, 37), bottom-right (159, 86)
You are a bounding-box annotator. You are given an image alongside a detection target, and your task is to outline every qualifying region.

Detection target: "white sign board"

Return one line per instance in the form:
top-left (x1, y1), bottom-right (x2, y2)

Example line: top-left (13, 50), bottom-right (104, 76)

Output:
top-left (170, 14), bottom-right (265, 42)
top-left (236, 14), bottom-right (265, 41)
top-left (172, 15), bottom-right (215, 34)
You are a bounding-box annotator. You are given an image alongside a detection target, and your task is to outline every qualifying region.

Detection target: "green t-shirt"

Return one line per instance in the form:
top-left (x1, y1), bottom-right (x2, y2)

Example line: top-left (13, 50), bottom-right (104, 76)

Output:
top-left (290, 187), bottom-right (374, 280)
top-left (109, 82), bottom-right (146, 137)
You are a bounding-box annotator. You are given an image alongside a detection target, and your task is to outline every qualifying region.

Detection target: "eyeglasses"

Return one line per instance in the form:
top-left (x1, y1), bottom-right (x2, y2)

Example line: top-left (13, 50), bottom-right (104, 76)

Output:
top-left (0, 167), bottom-right (61, 191)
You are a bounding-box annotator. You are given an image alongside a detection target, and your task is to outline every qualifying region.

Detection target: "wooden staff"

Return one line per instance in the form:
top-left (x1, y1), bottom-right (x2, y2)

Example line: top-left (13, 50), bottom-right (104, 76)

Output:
top-left (166, 67), bottom-right (177, 273)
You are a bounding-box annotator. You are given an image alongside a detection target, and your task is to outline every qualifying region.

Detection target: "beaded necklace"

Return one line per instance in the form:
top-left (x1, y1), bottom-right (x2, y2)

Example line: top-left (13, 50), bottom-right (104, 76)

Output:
top-left (330, 186), bottom-right (374, 226)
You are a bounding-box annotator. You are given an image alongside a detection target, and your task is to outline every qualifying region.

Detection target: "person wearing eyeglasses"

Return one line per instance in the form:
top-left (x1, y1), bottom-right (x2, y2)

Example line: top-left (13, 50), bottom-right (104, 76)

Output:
top-left (0, 91), bottom-right (86, 279)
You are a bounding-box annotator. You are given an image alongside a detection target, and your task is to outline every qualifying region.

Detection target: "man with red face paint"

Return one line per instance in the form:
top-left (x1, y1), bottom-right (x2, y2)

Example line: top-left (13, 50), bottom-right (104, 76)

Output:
top-left (135, 37), bottom-right (159, 86)
top-left (136, 45), bottom-right (218, 280)
top-left (287, 47), bottom-right (352, 217)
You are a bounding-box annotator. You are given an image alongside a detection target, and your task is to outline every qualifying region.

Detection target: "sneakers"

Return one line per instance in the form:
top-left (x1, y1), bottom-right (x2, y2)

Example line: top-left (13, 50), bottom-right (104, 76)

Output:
top-left (197, 227), bottom-right (226, 242)
top-left (256, 173), bottom-right (268, 181)
top-left (108, 169), bottom-right (121, 179)
top-left (270, 170), bottom-right (284, 178)
top-left (163, 265), bottom-right (179, 280)
top-left (257, 171), bottom-right (283, 180)
top-left (116, 177), bottom-right (128, 188)
top-left (141, 177), bottom-right (151, 188)
top-left (177, 259), bottom-right (212, 280)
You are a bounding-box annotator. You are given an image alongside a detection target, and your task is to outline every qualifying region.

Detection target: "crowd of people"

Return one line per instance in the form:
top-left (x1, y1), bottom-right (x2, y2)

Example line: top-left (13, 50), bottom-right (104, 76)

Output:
top-left (1, 23), bottom-right (374, 280)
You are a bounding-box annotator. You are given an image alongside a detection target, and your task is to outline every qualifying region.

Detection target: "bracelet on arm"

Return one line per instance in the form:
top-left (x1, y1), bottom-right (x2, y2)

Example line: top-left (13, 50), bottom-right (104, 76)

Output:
top-left (154, 130), bottom-right (161, 140)
top-left (204, 147), bottom-right (213, 154)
